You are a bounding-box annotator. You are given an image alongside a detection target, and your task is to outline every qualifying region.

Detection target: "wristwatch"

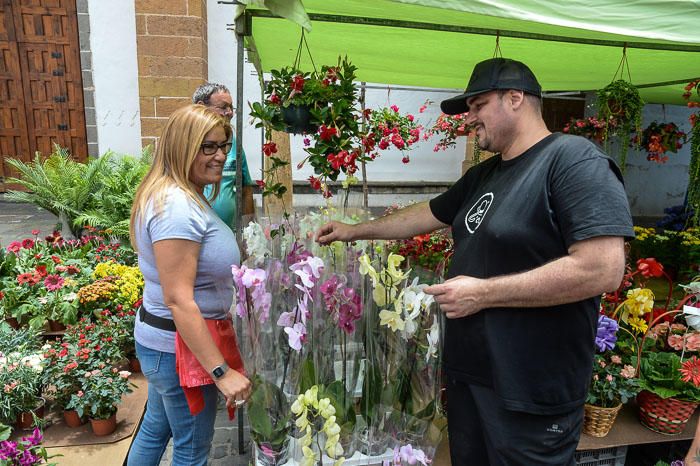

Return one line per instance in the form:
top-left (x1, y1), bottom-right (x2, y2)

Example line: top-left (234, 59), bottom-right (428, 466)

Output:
top-left (211, 362), bottom-right (229, 380)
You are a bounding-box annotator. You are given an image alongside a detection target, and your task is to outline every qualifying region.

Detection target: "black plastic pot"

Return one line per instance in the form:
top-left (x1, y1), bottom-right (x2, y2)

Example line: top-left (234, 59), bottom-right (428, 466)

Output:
top-left (281, 104), bottom-right (318, 134)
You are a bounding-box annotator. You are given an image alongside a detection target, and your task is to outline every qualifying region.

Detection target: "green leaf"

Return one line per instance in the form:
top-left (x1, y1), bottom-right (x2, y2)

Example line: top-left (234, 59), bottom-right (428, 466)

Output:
top-left (299, 355), bottom-right (316, 394)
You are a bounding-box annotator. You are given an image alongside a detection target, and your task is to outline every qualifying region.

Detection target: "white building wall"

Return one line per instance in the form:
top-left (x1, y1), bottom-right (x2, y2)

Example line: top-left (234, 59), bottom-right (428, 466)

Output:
top-left (87, 0), bottom-right (142, 156)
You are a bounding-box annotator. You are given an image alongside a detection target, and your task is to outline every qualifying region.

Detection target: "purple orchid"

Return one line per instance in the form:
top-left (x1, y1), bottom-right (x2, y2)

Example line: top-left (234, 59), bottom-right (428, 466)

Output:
top-left (320, 274), bottom-right (363, 335)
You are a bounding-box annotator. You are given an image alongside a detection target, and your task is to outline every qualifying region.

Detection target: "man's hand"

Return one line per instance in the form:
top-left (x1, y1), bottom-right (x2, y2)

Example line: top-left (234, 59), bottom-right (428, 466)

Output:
top-left (316, 221), bottom-right (357, 245)
top-left (424, 275), bottom-right (487, 319)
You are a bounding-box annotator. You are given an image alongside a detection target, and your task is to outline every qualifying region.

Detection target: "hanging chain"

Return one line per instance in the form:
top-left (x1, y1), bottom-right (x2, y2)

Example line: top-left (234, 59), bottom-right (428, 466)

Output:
top-left (292, 28), bottom-right (318, 73)
top-left (612, 43), bottom-right (633, 82)
top-left (492, 31), bottom-right (503, 58)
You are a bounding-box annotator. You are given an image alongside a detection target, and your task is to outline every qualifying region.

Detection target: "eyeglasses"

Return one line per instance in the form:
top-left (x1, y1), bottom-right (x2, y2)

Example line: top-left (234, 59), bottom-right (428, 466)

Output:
top-left (212, 104), bottom-right (234, 115)
top-left (200, 141), bottom-right (233, 155)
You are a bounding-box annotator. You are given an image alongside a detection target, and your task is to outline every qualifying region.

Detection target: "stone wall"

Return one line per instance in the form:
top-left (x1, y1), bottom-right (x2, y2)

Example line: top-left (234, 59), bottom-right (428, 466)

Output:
top-left (135, 0), bottom-right (208, 148)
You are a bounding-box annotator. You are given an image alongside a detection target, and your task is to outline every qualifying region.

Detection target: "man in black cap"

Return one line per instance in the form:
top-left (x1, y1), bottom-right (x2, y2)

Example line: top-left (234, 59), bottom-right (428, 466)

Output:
top-left (316, 57), bottom-right (634, 465)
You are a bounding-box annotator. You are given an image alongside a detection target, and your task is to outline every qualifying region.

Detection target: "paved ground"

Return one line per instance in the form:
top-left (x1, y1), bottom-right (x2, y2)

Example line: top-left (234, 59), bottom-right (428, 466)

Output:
top-left (0, 196), bottom-right (253, 465)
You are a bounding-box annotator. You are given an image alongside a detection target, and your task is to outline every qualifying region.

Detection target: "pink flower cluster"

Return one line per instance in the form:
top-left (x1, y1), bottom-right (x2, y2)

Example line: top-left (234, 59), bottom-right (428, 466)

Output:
top-left (423, 112), bottom-right (472, 152)
top-left (231, 265), bottom-right (272, 323)
top-left (319, 274), bottom-right (363, 334)
top-left (366, 105), bottom-right (422, 163)
top-left (277, 248), bottom-right (325, 351)
top-left (649, 322), bottom-right (700, 351)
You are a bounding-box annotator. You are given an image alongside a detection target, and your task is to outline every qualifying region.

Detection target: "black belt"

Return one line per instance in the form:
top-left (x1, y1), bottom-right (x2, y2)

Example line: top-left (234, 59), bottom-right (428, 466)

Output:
top-left (139, 305), bottom-right (176, 332)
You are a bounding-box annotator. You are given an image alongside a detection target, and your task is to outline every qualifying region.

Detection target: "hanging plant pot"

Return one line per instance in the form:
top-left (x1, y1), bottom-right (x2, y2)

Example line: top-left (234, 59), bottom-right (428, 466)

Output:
top-left (281, 104), bottom-right (318, 134)
top-left (90, 413), bottom-right (117, 436)
top-left (63, 409), bottom-right (87, 428)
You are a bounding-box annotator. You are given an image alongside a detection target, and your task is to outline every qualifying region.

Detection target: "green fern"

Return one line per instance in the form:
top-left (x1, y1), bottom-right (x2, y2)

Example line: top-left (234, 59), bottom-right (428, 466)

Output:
top-left (5, 145), bottom-right (150, 240)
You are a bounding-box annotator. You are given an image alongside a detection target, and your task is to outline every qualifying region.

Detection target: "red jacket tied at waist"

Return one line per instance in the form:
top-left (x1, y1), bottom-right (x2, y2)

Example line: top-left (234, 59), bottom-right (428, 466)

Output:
top-left (175, 318), bottom-right (245, 419)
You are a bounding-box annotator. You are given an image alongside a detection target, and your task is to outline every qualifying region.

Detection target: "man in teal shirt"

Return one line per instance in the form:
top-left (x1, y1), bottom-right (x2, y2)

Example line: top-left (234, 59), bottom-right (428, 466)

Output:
top-left (193, 82), bottom-right (255, 229)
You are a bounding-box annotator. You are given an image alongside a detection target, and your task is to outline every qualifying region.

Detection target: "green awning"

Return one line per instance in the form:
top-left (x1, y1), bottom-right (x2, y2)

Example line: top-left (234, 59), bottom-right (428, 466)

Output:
top-left (242, 0), bottom-right (700, 105)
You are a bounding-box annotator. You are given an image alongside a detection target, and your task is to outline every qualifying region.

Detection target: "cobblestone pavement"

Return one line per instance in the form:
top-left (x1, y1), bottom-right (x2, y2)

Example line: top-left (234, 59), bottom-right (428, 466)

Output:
top-left (158, 395), bottom-right (253, 466)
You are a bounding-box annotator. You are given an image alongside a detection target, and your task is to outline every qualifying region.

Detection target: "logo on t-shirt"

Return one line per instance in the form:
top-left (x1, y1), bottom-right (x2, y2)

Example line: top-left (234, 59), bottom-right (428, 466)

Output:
top-left (464, 192), bottom-right (494, 234)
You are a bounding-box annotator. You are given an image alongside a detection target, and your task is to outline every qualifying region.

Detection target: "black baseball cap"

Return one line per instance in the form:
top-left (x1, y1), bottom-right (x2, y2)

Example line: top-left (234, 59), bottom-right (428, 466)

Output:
top-left (440, 58), bottom-right (542, 115)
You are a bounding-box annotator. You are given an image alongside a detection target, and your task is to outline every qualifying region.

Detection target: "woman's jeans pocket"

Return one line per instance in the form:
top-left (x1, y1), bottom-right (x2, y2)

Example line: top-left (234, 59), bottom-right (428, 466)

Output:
top-left (136, 341), bottom-right (162, 376)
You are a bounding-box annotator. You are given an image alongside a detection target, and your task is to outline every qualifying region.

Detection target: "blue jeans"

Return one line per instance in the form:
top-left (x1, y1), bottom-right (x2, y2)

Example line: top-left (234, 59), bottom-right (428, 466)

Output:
top-left (127, 342), bottom-right (218, 466)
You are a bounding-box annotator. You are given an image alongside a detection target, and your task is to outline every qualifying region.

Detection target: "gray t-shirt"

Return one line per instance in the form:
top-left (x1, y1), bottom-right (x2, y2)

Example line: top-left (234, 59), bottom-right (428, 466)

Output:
top-left (134, 186), bottom-right (240, 353)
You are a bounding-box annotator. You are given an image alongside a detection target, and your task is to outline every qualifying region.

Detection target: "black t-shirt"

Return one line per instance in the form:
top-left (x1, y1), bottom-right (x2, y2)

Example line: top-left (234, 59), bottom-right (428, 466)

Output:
top-left (429, 133), bottom-right (635, 415)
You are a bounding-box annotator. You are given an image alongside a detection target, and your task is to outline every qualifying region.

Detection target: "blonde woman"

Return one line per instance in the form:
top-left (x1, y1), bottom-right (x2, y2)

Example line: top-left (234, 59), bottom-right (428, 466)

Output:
top-left (127, 104), bottom-right (250, 466)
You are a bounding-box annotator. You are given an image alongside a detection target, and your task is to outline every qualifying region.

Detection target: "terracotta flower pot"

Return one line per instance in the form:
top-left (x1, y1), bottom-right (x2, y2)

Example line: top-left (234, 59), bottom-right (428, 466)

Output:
top-left (4, 317), bottom-right (20, 329)
top-left (63, 409), bottom-right (86, 428)
top-left (48, 319), bottom-right (67, 331)
top-left (128, 357), bottom-right (141, 373)
top-left (16, 397), bottom-right (46, 430)
top-left (90, 413), bottom-right (117, 436)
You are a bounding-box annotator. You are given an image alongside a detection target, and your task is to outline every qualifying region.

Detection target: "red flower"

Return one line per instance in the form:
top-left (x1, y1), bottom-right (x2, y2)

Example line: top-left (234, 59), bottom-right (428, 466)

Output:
top-left (31, 229), bottom-right (40, 236)
top-left (680, 356), bottom-right (700, 386)
top-left (0, 291), bottom-right (4, 300)
top-left (44, 274), bottom-right (65, 291)
top-left (35, 265), bottom-right (48, 278)
top-left (268, 93), bottom-right (281, 105)
top-left (319, 125), bottom-right (337, 142)
top-left (637, 258), bottom-right (664, 278)
top-left (308, 176), bottom-right (322, 191)
top-left (7, 241), bottom-right (21, 253)
top-left (256, 180), bottom-right (266, 188)
top-left (51, 255), bottom-right (61, 264)
top-left (262, 142), bottom-right (278, 156)
top-left (66, 265), bottom-right (80, 275)
top-left (290, 74), bottom-right (305, 93)
top-left (21, 238), bottom-right (35, 249)
top-left (390, 105), bottom-right (399, 112)
top-left (17, 273), bottom-right (39, 286)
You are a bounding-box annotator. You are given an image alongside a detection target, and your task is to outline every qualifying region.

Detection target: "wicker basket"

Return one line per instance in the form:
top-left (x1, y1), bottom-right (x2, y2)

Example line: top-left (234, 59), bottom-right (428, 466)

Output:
top-left (637, 390), bottom-right (699, 434)
top-left (583, 403), bottom-right (623, 437)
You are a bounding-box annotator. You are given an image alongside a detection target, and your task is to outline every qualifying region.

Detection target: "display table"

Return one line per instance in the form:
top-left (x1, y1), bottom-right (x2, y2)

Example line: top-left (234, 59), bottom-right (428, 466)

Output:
top-left (578, 401), bottom-right (699, 450)
top-left (430, 402), bottom-right (699, 466)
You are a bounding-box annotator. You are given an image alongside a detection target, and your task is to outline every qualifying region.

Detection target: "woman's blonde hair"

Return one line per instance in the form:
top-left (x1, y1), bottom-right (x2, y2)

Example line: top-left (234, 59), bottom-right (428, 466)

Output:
top-left (129, 104), bottom-right (232, 250)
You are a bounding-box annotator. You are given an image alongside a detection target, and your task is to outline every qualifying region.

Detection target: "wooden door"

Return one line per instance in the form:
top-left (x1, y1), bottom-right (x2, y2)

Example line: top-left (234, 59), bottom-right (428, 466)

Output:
top-left (0, 0), bottom-right (86, 192)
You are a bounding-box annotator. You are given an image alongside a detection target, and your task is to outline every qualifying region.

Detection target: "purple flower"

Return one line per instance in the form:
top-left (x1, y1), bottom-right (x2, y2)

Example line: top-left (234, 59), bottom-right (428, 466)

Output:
top-left (671, 461), bottom-right (685, 466)
top-left (23, 428), bottom-right (43, 447)
top-left (18, 449), bottom-right (40, 466)
top-left (595, 314), bottom-right (619, 353)
top-left (0, 440), bottom-right (19, 460)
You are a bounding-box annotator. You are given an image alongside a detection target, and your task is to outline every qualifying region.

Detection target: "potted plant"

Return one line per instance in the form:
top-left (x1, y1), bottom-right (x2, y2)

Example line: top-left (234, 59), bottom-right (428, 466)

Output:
top-left (583, 315), bottom-right (640, 437)
top-left (423, 112), bottom-right (473, 152)
top-left (252, 57), bottom-right (368, 197)
top-left (65, 365), bottom-right (134, 436)
top-left (597, 79), bottom-right (645, 172)
top-left (365, 105), bottom-right (422, 163)
top-left (633, 121), bottom-right (687, 163)
top-left (0, 348), bottom-right (47, 429)
top-left (562, 116), bottom-right (619, 145)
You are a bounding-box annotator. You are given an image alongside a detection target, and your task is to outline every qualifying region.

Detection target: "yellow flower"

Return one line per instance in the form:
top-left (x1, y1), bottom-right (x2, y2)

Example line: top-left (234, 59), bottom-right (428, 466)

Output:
top-left (379, 309), bottom-right (405, 332)
top-left (387, 253), bottom-right (409, 281)
top-left (628, 315), bottom-right (649, 334)
top-left (624, 288), bottom-right (655, 317)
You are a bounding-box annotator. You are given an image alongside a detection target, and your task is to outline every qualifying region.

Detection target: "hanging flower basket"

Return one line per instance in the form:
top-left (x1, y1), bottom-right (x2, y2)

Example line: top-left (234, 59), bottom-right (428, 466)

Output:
top-left (637, 389), bottom-right (698, 434)
top-left (281, 104), bottom-right (318, 134)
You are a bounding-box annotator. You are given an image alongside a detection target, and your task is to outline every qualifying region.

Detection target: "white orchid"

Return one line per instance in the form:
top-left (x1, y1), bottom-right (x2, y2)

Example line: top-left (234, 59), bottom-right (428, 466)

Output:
top-left (426, 316), bottom-right (440, 361)
top-left (243, 221), bottom-right (271, 265)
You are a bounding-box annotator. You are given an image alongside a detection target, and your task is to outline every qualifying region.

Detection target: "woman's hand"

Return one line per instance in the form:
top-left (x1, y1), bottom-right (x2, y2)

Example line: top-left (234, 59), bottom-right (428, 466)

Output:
top-left (215, 369), bottom-right (251, 408)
